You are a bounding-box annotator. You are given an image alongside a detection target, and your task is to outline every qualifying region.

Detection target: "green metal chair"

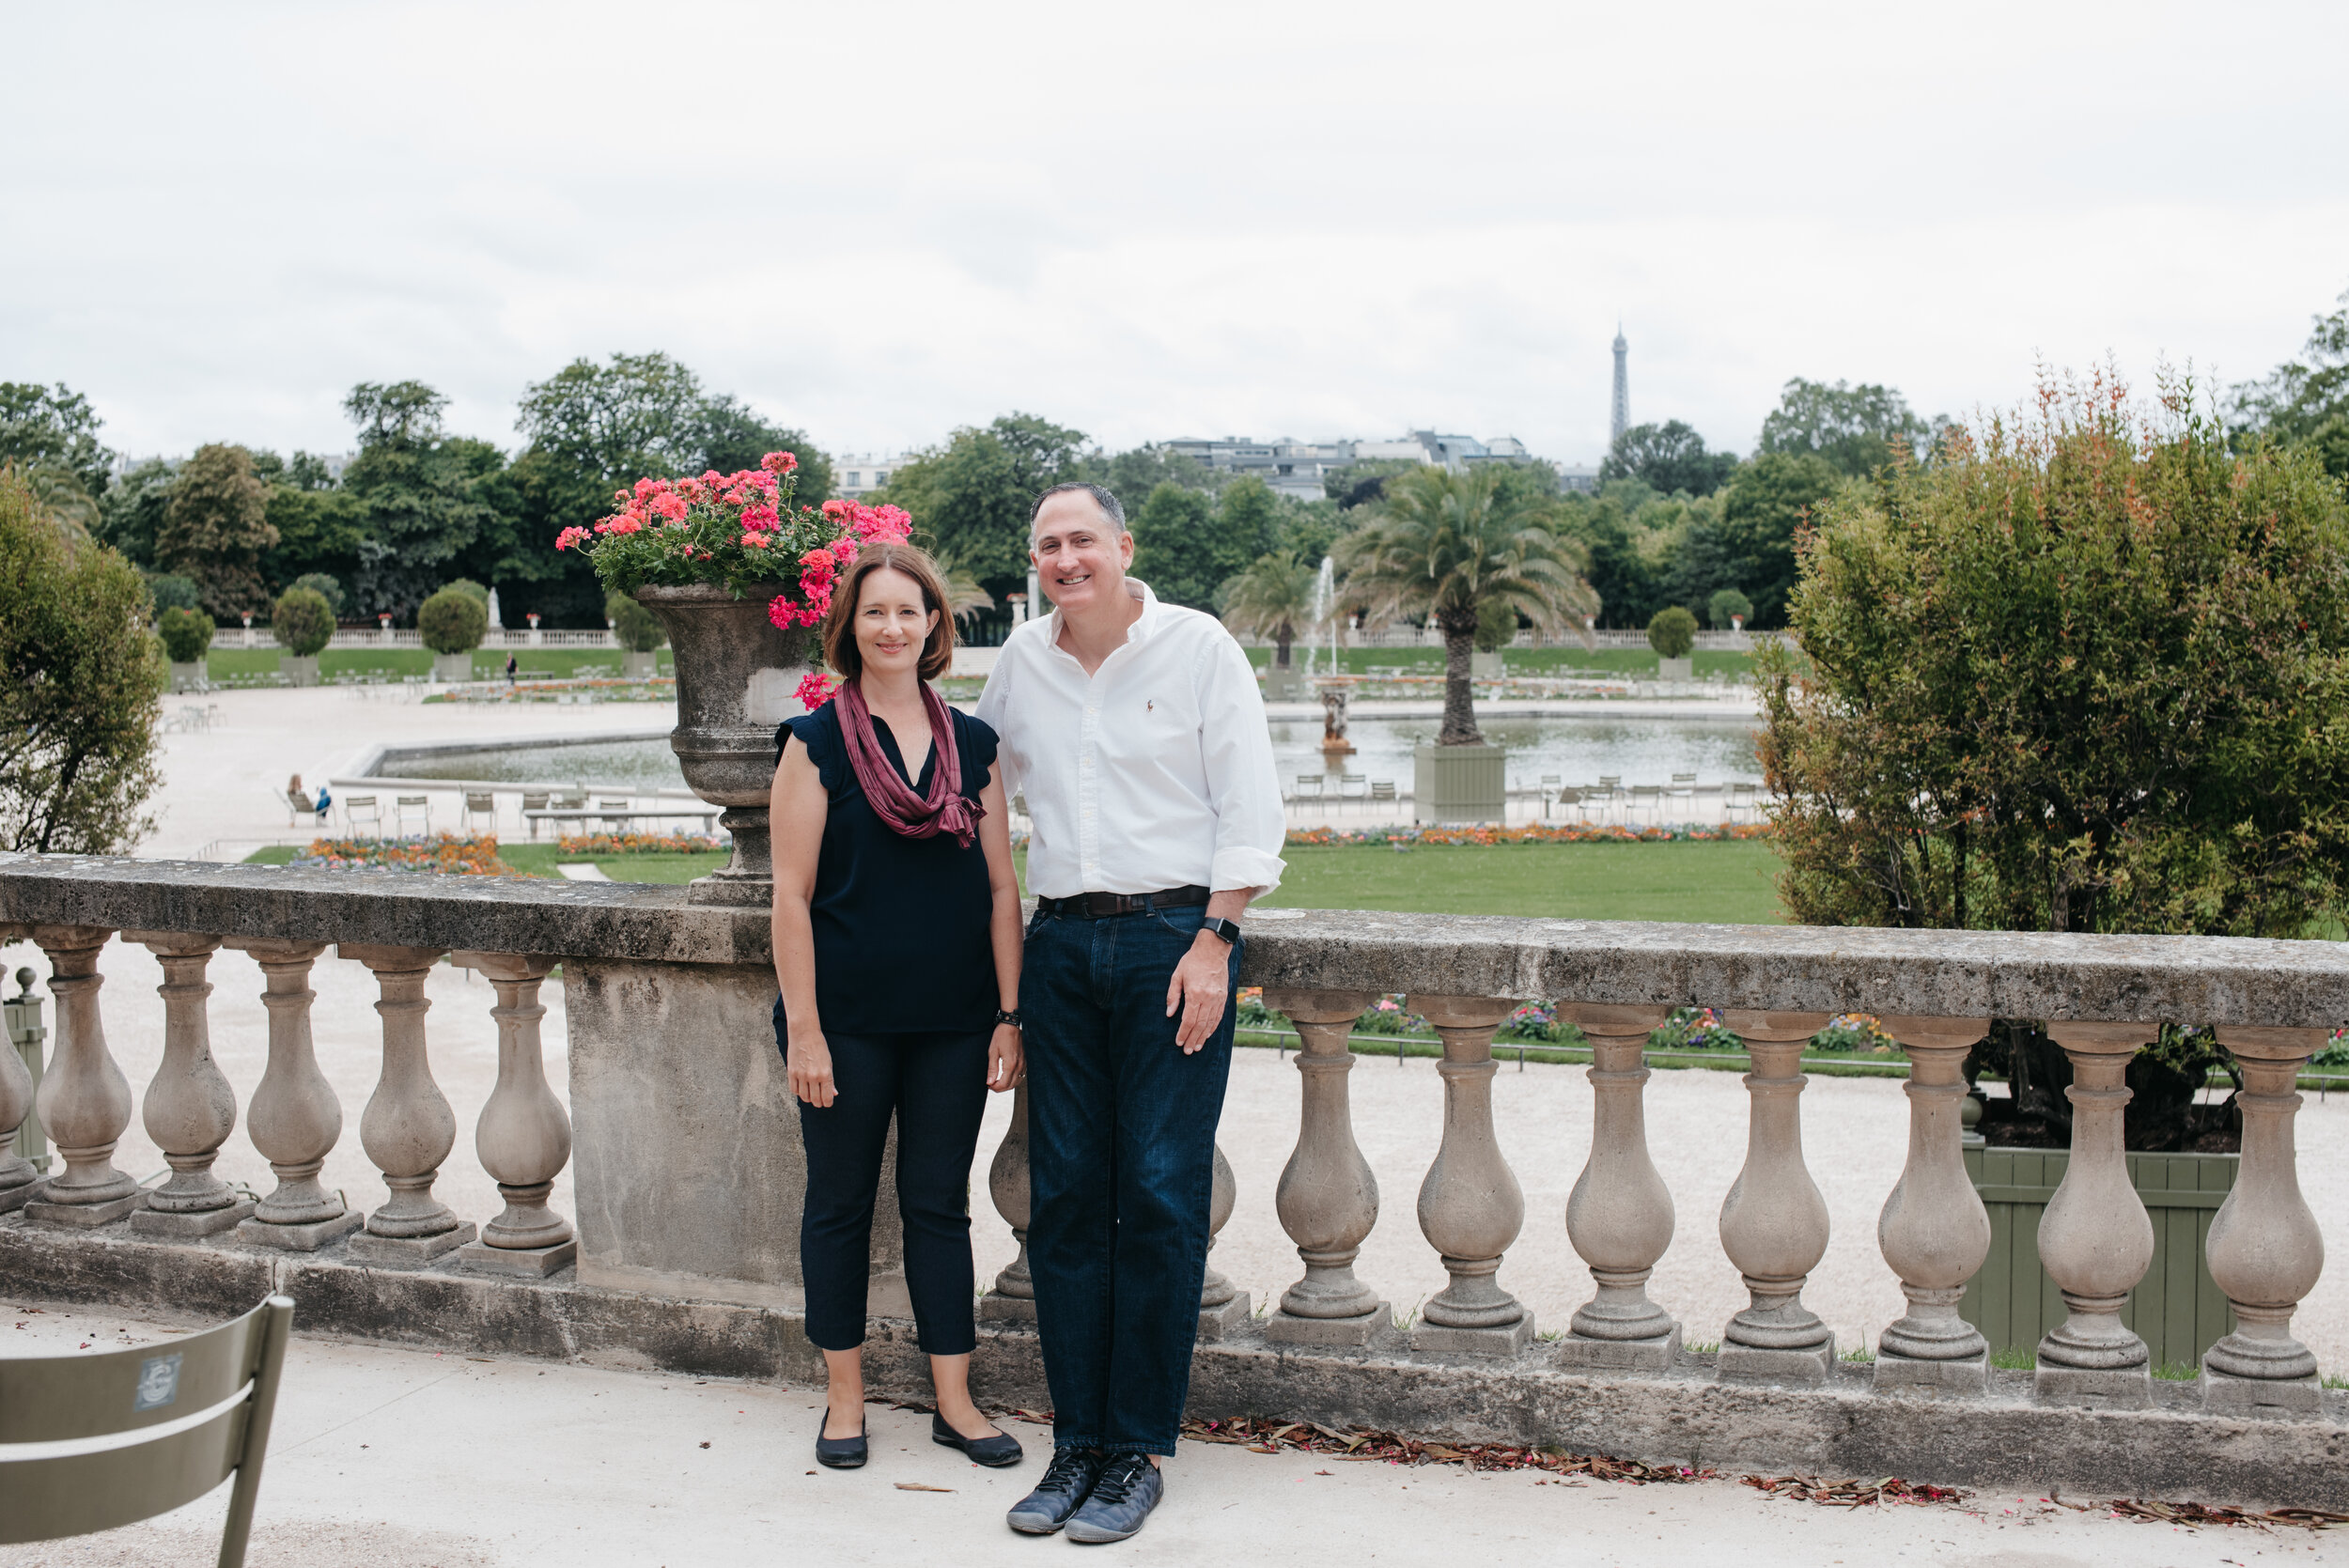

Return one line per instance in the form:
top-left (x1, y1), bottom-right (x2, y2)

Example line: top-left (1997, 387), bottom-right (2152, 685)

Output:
top-left (0, 1294), bottom-right (294, 1566)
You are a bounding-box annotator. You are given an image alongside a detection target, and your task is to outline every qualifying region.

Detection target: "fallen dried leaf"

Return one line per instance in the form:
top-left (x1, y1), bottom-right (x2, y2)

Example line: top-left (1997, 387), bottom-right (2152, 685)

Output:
top-left (894, 1483), bottom-right (954, 1493)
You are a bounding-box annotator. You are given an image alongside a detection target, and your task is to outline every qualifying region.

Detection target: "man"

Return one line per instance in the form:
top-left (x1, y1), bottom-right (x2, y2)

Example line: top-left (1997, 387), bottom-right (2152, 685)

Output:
top-left (975, 482), bottom-right (1284, 1544)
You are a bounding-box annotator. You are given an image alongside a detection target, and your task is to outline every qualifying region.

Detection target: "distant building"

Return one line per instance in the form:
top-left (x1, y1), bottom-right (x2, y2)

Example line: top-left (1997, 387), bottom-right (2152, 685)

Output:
top-left (834, 453), bottom-right (912, 499)
top-left (1161, 437), bottom-right (1347, 500)
top-left (1555, 463), bottom-right (1600, 493)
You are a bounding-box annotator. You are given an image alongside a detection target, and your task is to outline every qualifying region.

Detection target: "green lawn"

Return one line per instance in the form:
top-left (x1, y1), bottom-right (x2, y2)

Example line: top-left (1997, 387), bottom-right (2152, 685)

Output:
top-left (1254, 839), bottom-right (1785, 923)
top-left (206, 647), bottom-right (671, 681)
top-left (244, 835), bottom-right (1785, 922)
top-left (1241, 645), bottom-right (1754, 680)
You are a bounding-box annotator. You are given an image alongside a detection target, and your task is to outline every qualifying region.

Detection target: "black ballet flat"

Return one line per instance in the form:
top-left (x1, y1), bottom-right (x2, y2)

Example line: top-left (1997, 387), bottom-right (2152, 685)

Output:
top-left (816, 1407), bottom-right (868, 1468)
top-left (932, 1411), bottom-right (1025, 1467)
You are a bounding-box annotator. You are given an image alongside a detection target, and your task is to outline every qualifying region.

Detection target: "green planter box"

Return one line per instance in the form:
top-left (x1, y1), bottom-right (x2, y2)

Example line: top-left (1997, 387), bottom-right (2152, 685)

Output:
top-left (1413, 742), bottom-right (1504, 825)
top-left (1960, 1145), bottom-right (2236, 1370)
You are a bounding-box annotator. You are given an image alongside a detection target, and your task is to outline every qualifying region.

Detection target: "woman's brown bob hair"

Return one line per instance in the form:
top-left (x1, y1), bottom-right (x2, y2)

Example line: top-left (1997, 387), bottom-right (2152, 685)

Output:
top-left (819, 542), bottom-right (958, 683)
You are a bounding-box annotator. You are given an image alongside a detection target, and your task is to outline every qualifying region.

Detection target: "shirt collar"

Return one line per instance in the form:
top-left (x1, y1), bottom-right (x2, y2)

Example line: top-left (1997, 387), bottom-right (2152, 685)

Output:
top-left (1037, 577), bottom-right (1159, 655)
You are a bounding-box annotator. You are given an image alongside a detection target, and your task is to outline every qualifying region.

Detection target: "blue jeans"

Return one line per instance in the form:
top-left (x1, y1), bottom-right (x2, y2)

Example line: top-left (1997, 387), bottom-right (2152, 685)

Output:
top-left (1022, 904), bottom-right (1238, 1456)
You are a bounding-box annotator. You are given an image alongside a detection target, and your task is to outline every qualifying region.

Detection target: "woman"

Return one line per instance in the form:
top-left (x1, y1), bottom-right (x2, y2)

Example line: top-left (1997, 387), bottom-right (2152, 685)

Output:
top-left (770, 542), bottom-right (1026, 1473)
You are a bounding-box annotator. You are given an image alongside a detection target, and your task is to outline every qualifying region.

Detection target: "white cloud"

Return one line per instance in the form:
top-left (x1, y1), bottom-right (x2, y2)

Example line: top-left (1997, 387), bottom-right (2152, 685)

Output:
top-left (4, 0), bottom-right (2343, 467)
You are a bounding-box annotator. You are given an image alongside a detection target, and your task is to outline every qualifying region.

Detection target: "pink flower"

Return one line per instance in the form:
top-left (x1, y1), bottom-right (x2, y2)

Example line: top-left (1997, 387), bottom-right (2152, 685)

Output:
top-left (554, 525), bottom-right (592, 551)
top-left (601, 516), bottom-right (643, 536)
top-left (800, 546), bottom-right (837, 581)
top-left (741, 532), bottom-right (771, 549)
top-left (794, 668), bottom-right (836, 707)
top-left (651, 492), bottom-right (689, 522)
top-left (763, 451), bottom-right (799, 474)
top-left (821, 499), bottom-right (853, 520)
top-left (739, 502), bottom-right (780, 530)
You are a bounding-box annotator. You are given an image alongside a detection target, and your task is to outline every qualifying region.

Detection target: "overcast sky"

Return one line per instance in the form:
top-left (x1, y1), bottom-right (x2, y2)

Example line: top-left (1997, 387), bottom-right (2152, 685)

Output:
top-left (5, 0), bottom-right (2344, 471)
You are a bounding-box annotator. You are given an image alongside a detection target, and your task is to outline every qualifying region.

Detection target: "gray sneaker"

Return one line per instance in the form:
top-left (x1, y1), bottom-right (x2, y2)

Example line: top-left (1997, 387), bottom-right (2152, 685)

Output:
top-left (1006, 1447), bottom-right (1103, 1535)
top-left (1064, 1452), bottom-right (1163, 1544)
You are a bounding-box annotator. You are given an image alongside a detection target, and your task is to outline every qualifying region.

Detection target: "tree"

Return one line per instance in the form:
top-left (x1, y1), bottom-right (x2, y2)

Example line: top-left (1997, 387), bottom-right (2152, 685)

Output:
top-left (417, 586), bottom-right (488, 655)
top-left (1758, 370), bottom-right (2349, 940)
top-left (1706, 586), bottom-right (1752, 629)
top-left (340, 382), bottom-right (499, 622)
top-left (145, 573), bottom-right (200, 613)
top-left (1647, 606), bottom-right (1696, 659)
top-left (0, 382), bottom-right (116, 501)
top-left (1337, 466), bottom-right (1597, 744)
top-left (1215, 476), bottom-right (1282, 562)
top-left (260, 482), bottom-right (368, 598)
top-left (156, 607), bottom-right (215, 664)
top-left (1757, 378), bottom-right (1931, 478)
top-left (156, 443), bottom-right (277, 618)
top-left (1323, 458), bottom-right (1417, 510)
top-left (870, 413), bottom-right (1089, 607)
top-left (1082, 443), bottom-right (1222, 500)
top-left (0, 467), bottom-right (166, 853)
top-left (2232, 285), bottom-right (2349, 484)
top-left (95, 458), bottom-right (178, 567)
top-left (271, 587), bottom-right (334, 658)
top-left (1220, 550), bottom-right (1317, 667)
top-left (1687, 451), bottom-right (1842, 628)
top-left (1598, 420), bottom-right (1738, 496)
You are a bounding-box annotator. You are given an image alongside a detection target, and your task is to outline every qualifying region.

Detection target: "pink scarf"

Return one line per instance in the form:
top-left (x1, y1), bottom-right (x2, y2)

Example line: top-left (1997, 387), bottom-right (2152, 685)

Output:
top-left (832, 677), bottom-right (982, 849)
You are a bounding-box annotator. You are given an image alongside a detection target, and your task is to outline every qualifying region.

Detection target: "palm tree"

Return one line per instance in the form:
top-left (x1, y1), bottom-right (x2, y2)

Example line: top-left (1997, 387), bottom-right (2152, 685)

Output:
top-left (1219, 550), bottom-right (1318, 668)
top-left (1336, 466), bottom-right (1597, 744)
top-left (943, 567), bottom-right (995, 624)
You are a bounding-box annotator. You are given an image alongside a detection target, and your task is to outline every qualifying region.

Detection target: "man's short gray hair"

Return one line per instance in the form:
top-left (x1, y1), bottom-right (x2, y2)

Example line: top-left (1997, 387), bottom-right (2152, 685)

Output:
top-left (1030, 482), bottom-right (1127, 540)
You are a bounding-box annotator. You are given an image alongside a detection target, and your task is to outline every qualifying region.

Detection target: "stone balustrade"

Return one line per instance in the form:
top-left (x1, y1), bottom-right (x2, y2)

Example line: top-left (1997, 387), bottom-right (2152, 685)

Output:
top-left (5, 855), bottom-right (2349, 1500)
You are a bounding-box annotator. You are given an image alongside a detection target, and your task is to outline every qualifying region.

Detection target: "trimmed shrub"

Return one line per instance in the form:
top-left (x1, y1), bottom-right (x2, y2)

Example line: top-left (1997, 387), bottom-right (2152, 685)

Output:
top-left (441, 577), bottom-right (490, 606)
top-left (417, 586), bottom-right (488, 655)
top-left (271, 587), bottom-right (334, 658)
top-left (1706, 586), bottom-right (1752, 629)
top-left (607, 591), bottom-right (667, 654)
top-left (288, 572), bottom-right (344, 618)
top-left (157, 606), bottom-right (215, 664)
top-left (1647, 605), bottom-right (1698, 659)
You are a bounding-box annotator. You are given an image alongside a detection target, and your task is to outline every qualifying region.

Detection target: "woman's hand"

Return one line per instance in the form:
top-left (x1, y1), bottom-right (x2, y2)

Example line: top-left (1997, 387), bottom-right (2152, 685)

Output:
top-left (987, 1023), bottom-right (1024, 1093)
top-left (789, 1031), bottom-right (838, 1108)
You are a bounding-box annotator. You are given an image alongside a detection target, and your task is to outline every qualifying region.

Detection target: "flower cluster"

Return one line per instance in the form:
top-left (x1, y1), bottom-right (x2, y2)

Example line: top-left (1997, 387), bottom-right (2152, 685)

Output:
top-left (291, 833), bottom-right (512, 877)
top-left (794, 670), bottom-right (839, 710)
top-left (552, 831), bottom-right (725, 856)
top-left (767, 501), bottom-right (915, 630)
top-left (1284, 822), bottom-right (1775, 847)
top-left (556, 452), bottom-right (899, 612)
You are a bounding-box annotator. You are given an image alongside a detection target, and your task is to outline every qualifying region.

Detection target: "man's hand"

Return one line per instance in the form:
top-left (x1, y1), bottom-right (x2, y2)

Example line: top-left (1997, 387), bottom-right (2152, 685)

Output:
top-left (1165, 929), bottom-right (1234, 1053)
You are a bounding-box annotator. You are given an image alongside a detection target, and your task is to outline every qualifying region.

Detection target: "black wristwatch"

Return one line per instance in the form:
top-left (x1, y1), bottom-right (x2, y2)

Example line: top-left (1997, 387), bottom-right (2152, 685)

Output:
top-left (993, 1008), bottom-right (1023, 1030)
top-left (1200, 916), bottom-right (1242, 946)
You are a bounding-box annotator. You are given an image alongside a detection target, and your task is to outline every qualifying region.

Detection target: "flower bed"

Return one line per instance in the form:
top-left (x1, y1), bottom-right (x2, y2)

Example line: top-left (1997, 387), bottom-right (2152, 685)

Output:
top-left (290, 833), bottom-right (513, 877)
top-left (553, 831), bottom-right (724, 856)
top-left (1285, 823), bottom-right (1774, 847)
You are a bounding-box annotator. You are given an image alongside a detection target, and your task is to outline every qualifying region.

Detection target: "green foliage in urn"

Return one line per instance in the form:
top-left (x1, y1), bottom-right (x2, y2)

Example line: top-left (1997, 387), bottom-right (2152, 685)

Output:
top-left (606, 590), bottom-right (667, 653)
top-left (417, 586), bottom-right (489, 654)
top-left (156, 606), bottom-right (215, 664)
top-left (270, 586), bottom-right (335, 659)
top-left (1646, 605), bottom-right (1697, 659)
top-left (1758, 369), bottom-right (2349, 939)
top-left (0, 466), bottom-right (167, 853)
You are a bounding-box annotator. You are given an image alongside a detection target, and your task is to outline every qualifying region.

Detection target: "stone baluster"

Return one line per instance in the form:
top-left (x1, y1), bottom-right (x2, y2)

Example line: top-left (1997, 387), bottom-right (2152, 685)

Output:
top-left (979, 1082), bottom-right (1035, 1323)
top-left (343, 945), bottom-right (477, 1265)
top-left (2201, 1026), bottom-right (2326, 1416)
top-left (454, 953), bottom-right (576, 1275)
top-left (24, 926), bottom-right (141, 1227)
top-left (1196, 1142), bottom-right (1252, 1339)
top-left (1715, 1011), bottom-right (1836, 1382)
top-left (2033, 1022), bottom-right (2155, 1407)
top-left (1261, 989), bottom-right (1387, 1347)
top-left (1408, 994), bottom-right (1533, 1356)
top-left (230, 939), bottom-right (361, 1249)
top-left (124, 933), bottom-right (253, 1238)
top-left (0, 936), bottom-right (49, 1214)
top-left (1553, 1004), bottom-right (1679, 1372)
top-left (1873, 1016), bottom-right (1993, 1392)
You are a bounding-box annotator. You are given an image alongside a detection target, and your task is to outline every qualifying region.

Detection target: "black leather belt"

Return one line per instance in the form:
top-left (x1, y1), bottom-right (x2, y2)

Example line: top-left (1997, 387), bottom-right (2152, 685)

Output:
top-left (1035, 885), bottom-right (1211, 920)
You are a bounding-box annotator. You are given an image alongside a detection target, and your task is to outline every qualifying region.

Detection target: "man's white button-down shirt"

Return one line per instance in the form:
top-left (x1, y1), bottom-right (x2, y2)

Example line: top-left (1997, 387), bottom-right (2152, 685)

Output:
top-left (975, 580), bottom-right (1286, 899)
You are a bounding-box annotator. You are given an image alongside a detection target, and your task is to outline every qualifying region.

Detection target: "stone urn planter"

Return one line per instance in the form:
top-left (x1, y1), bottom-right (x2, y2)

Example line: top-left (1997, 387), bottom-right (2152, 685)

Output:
top-left (279, 655), bottom-right (319, 688)
top-left (633, 583), bottom-right (815, 906)
top-left (431, 651), bottom-right (474, 683)
top-left (1414, 741), bottom-right (1505, 825)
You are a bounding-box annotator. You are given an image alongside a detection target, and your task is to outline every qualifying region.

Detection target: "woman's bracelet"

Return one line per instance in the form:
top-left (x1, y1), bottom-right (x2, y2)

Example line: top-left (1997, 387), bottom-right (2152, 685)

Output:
top-left (993, 1008), bottom-right (1023, 1030)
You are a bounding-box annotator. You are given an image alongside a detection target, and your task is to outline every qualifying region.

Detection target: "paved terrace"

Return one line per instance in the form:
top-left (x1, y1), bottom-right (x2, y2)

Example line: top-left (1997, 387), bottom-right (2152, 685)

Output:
top-left (7, 1302), bottom-right (2320, 1568)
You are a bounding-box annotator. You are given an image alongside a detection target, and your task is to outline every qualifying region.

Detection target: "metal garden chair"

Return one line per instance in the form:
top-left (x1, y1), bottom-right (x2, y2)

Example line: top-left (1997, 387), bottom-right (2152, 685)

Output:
top-left (0, 1294), bottom-right (294, 1567)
